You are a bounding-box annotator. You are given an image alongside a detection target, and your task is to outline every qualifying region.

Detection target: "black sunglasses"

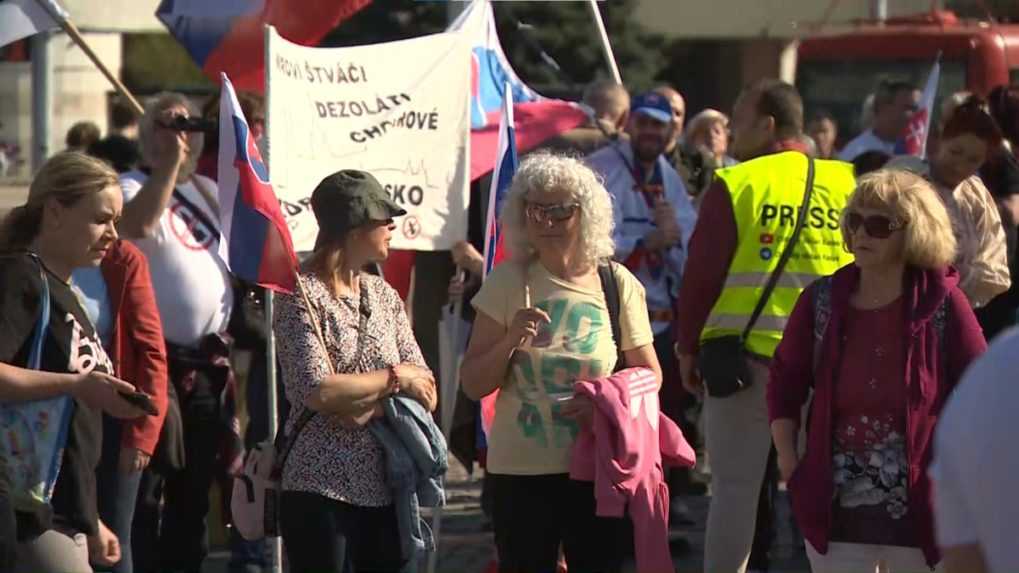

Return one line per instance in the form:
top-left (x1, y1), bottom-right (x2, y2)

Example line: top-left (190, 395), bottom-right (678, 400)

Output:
top-left (525, 202), bottom-right (579, 223)
top-left (846, 212), bottom-right (905, 239)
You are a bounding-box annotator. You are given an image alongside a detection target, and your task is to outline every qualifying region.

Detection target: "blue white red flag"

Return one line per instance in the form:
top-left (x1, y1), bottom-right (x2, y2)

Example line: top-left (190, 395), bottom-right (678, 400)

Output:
top-left (157, 0), bottom-right (370, 92)
top-left (478, 86), bottom-right (520, 439)
top-left (217, 73), bottom-right (298, 293)
top-left (902, 57), bottom-right (941, 158)
top-left (448, 0), bottom-right (586, 180)
top-left (482, 84), bottom-right (518, 280)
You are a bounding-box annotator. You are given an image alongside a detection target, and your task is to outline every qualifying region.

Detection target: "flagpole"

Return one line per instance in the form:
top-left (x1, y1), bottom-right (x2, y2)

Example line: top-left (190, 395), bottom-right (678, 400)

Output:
top-left (586, 0), bottom-right (622, 84)
top-left (30, 0), bottom-right (144, 115)
top-left (263, 25), bottom-right (285, 573)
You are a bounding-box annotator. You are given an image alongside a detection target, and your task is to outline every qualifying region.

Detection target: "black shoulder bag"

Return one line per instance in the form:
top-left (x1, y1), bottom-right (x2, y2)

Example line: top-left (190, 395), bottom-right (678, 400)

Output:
top-left (698, 157), bottom-right (816, 398)
top-left (597, 262), bottom-right (625, 372)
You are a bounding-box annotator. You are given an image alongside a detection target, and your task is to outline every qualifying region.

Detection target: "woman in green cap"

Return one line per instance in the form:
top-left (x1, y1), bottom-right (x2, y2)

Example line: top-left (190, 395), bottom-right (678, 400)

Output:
top-left (273, 169), bottom-right (438, 573)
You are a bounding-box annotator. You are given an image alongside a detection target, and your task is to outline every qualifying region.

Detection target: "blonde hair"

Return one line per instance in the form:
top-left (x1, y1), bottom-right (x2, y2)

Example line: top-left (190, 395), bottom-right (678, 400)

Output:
top-left (501, 152), bottom-right (615, 265)
top-left (843, 169), bottom-right (956, 269)
top-left (0, 152), bottom-right (119, 250)
top-left (684, 108), bottom-right (728, 147)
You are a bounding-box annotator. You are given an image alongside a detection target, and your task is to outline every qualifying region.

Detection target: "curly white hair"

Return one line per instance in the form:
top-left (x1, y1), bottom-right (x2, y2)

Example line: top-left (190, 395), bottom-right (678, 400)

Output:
top-left (500, 152), bottom-right (615, 265)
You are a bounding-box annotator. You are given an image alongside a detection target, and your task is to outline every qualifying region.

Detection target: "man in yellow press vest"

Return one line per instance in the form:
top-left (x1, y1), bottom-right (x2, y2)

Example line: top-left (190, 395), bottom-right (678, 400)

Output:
top-left (674, 79), bottom-right (856, 573)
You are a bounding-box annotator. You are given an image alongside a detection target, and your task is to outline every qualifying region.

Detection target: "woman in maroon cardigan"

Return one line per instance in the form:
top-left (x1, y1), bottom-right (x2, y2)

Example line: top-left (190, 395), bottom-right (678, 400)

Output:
top-left (768, 169), bottom-right (987, 571)
top-left (74, 238), bottom-right (168, 573)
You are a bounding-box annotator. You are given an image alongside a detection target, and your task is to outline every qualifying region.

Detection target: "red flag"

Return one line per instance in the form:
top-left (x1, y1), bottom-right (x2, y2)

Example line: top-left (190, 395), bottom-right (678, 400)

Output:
top-left (902, 58), bottom-right (941, 157)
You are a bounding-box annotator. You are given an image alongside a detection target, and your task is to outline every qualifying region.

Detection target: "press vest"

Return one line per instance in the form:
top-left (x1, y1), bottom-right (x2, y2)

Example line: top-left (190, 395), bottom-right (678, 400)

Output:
top-left (701, 151), bottom-right (856, 357)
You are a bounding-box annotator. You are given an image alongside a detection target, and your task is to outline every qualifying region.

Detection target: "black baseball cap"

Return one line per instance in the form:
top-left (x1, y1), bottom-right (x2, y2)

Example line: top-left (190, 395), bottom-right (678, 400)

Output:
top-left (310, 170), bottom-right (406, 246)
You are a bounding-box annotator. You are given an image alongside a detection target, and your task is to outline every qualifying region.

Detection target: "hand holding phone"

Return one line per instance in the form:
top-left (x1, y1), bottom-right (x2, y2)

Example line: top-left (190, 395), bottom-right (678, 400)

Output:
top-left (118, 391), bottom-right (159, 417)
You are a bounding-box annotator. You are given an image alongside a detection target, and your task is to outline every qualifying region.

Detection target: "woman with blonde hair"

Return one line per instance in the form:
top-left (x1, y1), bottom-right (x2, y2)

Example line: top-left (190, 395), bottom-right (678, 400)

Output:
top-left (0, 152), bottom-right (147, 572)
top-left (460, 153), bottom-right (660, 573)
top-left (684, 108), bottom-right (736, 167)
top-left (768, 169), bottom-right (987, 571)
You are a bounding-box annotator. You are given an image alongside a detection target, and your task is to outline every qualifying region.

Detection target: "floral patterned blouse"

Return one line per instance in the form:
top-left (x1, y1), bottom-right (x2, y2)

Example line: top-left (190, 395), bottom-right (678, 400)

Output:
top-left (830, 297), bottom-right (914, 547)
top-left (274, 271), bottom-right (430, 507)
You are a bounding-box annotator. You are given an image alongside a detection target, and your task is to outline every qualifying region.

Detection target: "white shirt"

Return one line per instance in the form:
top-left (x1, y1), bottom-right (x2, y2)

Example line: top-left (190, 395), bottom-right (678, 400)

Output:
top-left (586, 142), bottom-right (698, 335)
top-left (929, 328), bottom-right (1019, 573)
top-left (120, 170), bottom-right (233, 348)
top-left (837, 129), bottom-right (898, 162)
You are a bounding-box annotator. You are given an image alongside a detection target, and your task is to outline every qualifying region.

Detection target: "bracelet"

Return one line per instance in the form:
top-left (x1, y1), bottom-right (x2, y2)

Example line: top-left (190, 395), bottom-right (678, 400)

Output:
top-left (386, 365), bottom-right (400, 395)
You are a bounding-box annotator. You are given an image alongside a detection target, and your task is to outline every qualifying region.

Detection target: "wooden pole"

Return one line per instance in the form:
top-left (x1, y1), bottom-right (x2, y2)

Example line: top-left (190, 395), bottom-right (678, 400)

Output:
top-left (31, 0), bottom-right (144, 116)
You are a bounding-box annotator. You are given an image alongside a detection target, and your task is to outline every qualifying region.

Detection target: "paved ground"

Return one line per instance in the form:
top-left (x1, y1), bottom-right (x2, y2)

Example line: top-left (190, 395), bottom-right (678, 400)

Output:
top-left (206, 458), bottom-right (811, 573)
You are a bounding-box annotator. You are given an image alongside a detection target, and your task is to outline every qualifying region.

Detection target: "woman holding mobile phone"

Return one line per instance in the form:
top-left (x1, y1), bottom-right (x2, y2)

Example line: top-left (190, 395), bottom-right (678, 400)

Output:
top-left (0, 152), bottom-right (147, 573)
top-left (460, 153), bottom-right (660, 573)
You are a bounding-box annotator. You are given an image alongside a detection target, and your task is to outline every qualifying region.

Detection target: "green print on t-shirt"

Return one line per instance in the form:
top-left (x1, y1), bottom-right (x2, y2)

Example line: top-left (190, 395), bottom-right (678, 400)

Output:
top-left (511, 298), bottom-right (608, 448)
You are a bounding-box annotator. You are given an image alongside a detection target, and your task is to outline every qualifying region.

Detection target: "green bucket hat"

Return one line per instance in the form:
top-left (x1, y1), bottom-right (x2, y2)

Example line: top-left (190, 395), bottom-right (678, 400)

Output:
top-left (310, 169), bottom-right (406, 247)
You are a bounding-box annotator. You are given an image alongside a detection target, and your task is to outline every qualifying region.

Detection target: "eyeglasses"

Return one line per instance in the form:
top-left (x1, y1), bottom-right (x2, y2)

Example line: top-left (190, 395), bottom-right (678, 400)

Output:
top-left (846, 212), bottom-right (905, 239)
top-left (525, 202), bottom-right (579, 224)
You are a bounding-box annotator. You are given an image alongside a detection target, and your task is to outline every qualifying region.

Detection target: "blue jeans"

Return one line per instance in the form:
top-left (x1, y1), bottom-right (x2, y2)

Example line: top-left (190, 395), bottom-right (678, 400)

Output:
top-left (95, 416), bottom-right (144, 573)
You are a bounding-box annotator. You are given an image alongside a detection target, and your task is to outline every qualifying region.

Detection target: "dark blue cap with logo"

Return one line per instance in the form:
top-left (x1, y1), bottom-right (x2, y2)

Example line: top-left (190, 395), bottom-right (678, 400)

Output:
top-left (631, 92), bottom-right (673, 124)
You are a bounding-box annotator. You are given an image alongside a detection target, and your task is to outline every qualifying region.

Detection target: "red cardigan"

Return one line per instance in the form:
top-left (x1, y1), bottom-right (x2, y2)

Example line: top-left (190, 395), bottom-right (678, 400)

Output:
top-left (101, 240), bottom-right (169, 456)
top-left (768, 264), bottom-right (986, 567)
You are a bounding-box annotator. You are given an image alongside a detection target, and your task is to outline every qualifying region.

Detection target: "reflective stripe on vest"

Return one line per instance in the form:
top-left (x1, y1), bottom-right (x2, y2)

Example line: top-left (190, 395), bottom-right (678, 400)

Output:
top-left (701, 151), bottom-right (856, 357)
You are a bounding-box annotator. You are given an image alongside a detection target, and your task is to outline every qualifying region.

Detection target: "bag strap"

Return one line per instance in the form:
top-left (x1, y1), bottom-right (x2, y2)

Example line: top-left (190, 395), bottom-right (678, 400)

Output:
top-left (810, 275), bottom-right (833, 375)
top-left (597, 262), bottom-right (624, 371)
top-left (741, 156), bottom-right (816, 342)
top-left (27, 254), bottom-right (51, 370)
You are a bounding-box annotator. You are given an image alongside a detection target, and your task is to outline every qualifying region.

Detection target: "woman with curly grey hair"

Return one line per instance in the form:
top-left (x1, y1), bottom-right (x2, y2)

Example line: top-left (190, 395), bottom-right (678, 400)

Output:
top-left (460, 153), bottom-right (660, 573)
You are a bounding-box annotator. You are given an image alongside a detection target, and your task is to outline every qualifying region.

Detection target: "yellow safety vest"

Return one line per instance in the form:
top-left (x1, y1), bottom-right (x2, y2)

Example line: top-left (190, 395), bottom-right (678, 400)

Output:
top-left (701, 151), bottom-right (856, 357)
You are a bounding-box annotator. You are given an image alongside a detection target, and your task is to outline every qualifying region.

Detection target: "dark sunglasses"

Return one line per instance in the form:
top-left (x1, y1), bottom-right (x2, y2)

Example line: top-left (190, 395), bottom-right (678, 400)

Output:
top-left (525, 202), bottom-right (579, 223)
top-left (846, 212), bottom-right (905, 239)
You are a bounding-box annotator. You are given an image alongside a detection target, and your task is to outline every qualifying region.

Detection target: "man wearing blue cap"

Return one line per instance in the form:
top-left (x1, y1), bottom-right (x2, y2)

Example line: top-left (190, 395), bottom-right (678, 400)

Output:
top-left (586, 90), bottom-right (699, 527)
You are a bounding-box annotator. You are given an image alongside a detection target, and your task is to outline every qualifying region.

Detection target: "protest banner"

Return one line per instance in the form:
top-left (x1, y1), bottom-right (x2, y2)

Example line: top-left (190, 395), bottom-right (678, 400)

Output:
top-left (266, 25), bottom-right (470, 251)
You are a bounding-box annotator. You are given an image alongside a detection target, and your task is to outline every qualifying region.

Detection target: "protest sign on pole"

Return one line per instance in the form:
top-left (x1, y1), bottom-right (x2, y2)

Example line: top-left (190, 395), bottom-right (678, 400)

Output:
top-left (266, 26), bottom-right (470, 252)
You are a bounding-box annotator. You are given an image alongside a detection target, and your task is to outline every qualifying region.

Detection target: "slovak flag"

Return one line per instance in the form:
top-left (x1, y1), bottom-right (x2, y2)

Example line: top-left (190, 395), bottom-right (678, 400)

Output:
top-left (478, 86), bottom-right (519, 440)
top-left (158, 0), bottom-right (370, 92)
top-left (449, 0), bottom-right (587, 180)
top-left (902, 57), bottom-right (941, 157)
top-left (217, 73), bottom-right (298, 293)
top-left (482, 84), bottom-right (518, 280)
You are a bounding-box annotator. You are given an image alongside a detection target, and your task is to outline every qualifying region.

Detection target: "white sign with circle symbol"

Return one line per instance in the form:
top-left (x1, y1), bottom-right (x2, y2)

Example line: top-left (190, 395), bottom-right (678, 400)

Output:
top-left (402, 216), bottom-right (422, 240)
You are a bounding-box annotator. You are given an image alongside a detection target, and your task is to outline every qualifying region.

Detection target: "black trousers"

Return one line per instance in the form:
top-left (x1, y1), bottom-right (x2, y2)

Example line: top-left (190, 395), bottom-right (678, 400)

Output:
top-left (653, 332), bottom-right (702, 498)
top-left (748, 445), bottom-right (779, 571)
top-left (133, 370), bottom-right (224, 573)
top-left (490, 474), bottom-right (633, 573)
top-left (279, 491), bottom-right (406, 573)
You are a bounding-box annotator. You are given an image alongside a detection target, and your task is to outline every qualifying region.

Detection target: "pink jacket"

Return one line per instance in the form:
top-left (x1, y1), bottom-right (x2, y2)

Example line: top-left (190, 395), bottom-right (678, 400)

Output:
top-left (570, 368), bottom-right (696, 573)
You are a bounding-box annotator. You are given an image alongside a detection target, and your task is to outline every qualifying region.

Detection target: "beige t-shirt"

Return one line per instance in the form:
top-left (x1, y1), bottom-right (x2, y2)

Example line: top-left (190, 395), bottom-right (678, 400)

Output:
top-left (471, 260), bottom-right (654, 475)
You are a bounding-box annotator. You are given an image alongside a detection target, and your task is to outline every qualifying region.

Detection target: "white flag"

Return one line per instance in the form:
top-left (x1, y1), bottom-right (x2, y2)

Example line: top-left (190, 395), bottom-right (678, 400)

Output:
top-left (0, 0), bottom-right (67, 49)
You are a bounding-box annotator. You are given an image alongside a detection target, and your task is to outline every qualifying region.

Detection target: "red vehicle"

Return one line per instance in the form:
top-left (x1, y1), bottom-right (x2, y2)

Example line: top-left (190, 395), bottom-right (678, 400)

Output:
top-left (796, 11), bottom-right (1019, 142)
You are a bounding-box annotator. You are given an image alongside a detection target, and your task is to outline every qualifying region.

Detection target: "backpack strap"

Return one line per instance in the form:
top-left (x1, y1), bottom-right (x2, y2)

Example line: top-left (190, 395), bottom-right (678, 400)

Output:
top-left (26, 254), bottom-right (51, 370)
top-left (810, 276), bottom-right (833, 376)
top-left (597, 262), bottom-right (624, 372)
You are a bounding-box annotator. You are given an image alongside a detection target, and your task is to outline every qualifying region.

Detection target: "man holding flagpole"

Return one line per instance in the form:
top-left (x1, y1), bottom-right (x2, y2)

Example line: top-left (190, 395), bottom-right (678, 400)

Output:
top-left (839, 79), bottom-right (920, 162)
top-left (116, 93), bottom-right (239, 573)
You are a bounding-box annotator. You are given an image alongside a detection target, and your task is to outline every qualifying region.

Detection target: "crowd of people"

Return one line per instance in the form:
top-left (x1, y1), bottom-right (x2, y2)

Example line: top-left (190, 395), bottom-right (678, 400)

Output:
top-left (1, 72), bottom-right (1019, 573)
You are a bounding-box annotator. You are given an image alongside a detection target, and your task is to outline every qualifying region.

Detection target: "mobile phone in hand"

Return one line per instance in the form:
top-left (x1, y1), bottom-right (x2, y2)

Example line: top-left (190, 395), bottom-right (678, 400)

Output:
top-left (118, 391), bottom-right (159, 417)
